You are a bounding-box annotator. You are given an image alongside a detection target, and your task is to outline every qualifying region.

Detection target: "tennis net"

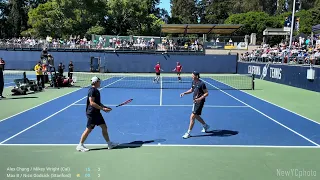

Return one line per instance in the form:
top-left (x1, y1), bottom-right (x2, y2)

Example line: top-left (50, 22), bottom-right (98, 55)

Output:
top-left (3, 70), bottom-right (26, 86)
top-left (70, 72), bottom-right (254, 90)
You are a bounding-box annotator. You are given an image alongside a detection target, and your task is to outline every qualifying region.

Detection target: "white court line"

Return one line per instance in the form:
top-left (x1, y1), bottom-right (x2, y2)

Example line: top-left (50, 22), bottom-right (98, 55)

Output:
top-left (211, 77), bottom-right (320, 126)
top-left (0, 144), bottom-right (318, 148)
top-left (160, 76), bottom-right (163, 106)
top-left (0, 77), bottom-right (125, 144)
top-left (72, 104), bottom-right (249, 108)
top-left (242, 88), bottom-right (320, 126)
top-left (0, 88), bottom-right (83, 122)
top-left (202, 79), bottom-right (320, 146)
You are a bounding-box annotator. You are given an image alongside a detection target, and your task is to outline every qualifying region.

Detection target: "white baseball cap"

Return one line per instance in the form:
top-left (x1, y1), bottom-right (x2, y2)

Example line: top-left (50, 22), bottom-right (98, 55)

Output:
top-left (91, 76), bottom-right (100, 84)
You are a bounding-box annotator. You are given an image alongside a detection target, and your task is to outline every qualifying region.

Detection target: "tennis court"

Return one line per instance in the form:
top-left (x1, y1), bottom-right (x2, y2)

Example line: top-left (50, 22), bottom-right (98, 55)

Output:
top-left (0, 72), bottom-right (319, 180)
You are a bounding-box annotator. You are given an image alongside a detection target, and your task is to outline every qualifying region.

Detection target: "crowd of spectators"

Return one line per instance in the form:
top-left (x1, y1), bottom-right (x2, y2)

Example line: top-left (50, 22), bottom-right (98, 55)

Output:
top-left (239, 36), bottom-right (320, 65)
top-left (0, 35), bottom-right (203, 52)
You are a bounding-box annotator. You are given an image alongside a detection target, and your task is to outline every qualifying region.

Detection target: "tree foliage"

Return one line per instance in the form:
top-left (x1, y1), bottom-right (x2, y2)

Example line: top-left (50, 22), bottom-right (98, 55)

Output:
top-left (0, 0), bottom-right (319, 39)
top-left (225, 7), bottom-right (320, 36)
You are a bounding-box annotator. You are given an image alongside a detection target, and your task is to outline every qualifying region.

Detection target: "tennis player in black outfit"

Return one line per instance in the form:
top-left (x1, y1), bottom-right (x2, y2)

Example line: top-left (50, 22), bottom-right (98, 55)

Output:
top-left (0, 58), bottom-right (5, 99)
top-left (180, 71), bottom-right (211, 138)
top-left (76, 76), bottom-right (119, 152)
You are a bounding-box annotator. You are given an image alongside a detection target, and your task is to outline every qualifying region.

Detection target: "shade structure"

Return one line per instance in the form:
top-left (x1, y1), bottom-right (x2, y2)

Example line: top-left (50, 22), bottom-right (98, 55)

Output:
top-left (160, 24), bottom-right (242, 35)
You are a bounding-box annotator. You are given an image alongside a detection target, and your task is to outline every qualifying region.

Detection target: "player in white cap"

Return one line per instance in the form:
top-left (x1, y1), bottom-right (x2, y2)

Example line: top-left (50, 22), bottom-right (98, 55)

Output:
top-left (76, 76), bottom-right (119, 152)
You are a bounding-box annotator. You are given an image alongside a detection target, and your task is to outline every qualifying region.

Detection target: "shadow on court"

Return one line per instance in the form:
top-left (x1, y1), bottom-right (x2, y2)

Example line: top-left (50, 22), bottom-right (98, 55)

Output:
top-left (191, 130), bottom-right (239, 138)
top-left (89, 139), bottom-right (166, 151)
top-left (1, 96), bottom-right (38, 100)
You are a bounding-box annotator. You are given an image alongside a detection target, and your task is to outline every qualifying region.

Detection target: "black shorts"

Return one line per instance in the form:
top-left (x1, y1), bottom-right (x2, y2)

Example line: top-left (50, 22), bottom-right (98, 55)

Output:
top-left (86, 113), bottom-right (106, 129)
top-left (156, 72), bottom-right (160, 76)
top-left (36, 75), bottom-right (43, 81)
top-left (192, 101), bottom-right (204, 115)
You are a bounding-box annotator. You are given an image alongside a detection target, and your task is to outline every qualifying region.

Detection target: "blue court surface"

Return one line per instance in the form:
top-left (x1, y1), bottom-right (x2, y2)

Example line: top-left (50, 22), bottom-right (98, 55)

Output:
top-left (1, 76), bottom-right (320, 148)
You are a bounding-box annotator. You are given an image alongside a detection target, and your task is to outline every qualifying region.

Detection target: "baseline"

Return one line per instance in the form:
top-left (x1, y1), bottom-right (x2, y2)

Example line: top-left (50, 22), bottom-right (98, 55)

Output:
top-left (0, 144), bottom-right (318, 148)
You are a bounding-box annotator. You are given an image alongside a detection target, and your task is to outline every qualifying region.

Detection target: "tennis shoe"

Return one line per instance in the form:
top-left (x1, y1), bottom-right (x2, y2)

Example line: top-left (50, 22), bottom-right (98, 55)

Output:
top-left (201, 124), bottom-right (210, 133)
top-left (76, 144), bottom-right (89, 152)
top-left (182, 132), bottom-right (190, 139)
top-left (107, 142), bottom-right (119, 149)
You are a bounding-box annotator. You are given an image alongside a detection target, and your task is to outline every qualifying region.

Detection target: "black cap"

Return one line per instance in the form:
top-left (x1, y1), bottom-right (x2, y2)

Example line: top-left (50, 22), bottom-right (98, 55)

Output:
top-left (193, 71), bottom-right (200, 78)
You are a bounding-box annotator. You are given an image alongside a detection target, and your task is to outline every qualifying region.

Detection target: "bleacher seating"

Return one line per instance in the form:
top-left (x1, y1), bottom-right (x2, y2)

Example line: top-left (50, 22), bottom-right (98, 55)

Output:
top-left (239, 39), bottom-right (320, 65)
top-left (0, 35), bottom-right (204, 52)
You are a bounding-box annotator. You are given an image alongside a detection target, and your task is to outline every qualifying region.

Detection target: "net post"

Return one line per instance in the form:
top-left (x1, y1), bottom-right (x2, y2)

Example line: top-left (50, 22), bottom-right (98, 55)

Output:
top-left (251, 73), bottom-right (255, 90)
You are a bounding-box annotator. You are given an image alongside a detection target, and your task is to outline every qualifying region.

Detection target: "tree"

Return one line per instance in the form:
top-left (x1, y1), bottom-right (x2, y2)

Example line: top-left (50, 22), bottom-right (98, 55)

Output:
top-left (7, 0), bottom-right (25, 37)
top-left (26, 0), bottom-right (108, 38)
top-left (170, 0), bottom-right (198, 24)
top-left (224, 12), bottom-right (273, 36)
top-left (204, 0), bottom-right (230, 24)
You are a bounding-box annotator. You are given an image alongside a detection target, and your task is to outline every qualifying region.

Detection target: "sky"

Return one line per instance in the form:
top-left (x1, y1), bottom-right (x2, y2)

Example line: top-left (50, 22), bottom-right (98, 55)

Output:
top-left (159, 0), bottom-right (171, 15)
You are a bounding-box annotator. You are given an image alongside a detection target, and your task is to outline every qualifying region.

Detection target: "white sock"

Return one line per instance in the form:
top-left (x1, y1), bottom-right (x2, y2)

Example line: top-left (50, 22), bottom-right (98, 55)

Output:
top-left (187, 130), bottom-right (191, 134)
top-left (203, 124), bottom-right (207, 128)
top-left (79, 143), bottom-right (83, 146)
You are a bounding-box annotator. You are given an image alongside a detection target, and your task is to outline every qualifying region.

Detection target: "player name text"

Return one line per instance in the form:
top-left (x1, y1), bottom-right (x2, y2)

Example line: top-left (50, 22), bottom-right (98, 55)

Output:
top-left (6, 167), bottom-right (71, 172)
top-left (6, 173), bottom-right (72, 178)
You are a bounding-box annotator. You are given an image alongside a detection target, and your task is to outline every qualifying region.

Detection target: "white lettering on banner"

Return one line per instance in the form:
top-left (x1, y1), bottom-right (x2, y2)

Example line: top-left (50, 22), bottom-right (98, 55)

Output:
top-left (270, 67), bottom-right (282, 79)
top-left (248, 66), bottom-right (261, 75)
top-left (261, 63), bottom-right (269, 80)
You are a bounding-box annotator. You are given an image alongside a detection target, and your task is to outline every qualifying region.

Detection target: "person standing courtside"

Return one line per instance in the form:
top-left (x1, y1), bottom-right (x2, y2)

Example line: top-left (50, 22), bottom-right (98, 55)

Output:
top-left (34, 61), bottom-right (45, 88)
top-left (68, 61), bottom-right (74, 79)
top-left (0, 58), bottom-right (5, 99)
top-left (180, 71), bottom-right (211, 139)
top-left (58, 62), bottom-right (65, 77)
top-left (76, 77), bottom-right (119, 152)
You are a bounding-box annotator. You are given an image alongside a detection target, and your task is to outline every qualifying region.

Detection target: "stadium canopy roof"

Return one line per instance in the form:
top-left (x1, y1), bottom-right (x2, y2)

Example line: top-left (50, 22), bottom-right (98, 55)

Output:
top-left (263, 28), bottom-right (290, 36)
top-left (160, 24), bottom-right (242, 35)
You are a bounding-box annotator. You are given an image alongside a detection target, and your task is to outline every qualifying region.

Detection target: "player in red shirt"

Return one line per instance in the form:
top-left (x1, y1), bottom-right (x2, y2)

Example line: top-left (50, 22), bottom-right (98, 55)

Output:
top-left (153, 62), bottom-right (163, 83)
top-left (172, 62), bottom-right (182, 81)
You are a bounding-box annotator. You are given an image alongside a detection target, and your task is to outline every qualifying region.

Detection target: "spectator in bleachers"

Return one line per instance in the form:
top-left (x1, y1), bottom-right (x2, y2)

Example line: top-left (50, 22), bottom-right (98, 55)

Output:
top-left (0, 35), bottom-right (205, 52)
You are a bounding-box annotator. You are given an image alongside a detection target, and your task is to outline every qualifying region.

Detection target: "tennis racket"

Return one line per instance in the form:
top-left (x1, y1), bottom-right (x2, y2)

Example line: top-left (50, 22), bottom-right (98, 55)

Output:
top-left (116, 99), bottom-right (133, 107)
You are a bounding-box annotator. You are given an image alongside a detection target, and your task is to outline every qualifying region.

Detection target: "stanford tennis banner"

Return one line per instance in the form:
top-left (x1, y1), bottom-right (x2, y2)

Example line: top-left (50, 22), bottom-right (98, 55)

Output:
top-left (237, 62), bottom-right (320, 92)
